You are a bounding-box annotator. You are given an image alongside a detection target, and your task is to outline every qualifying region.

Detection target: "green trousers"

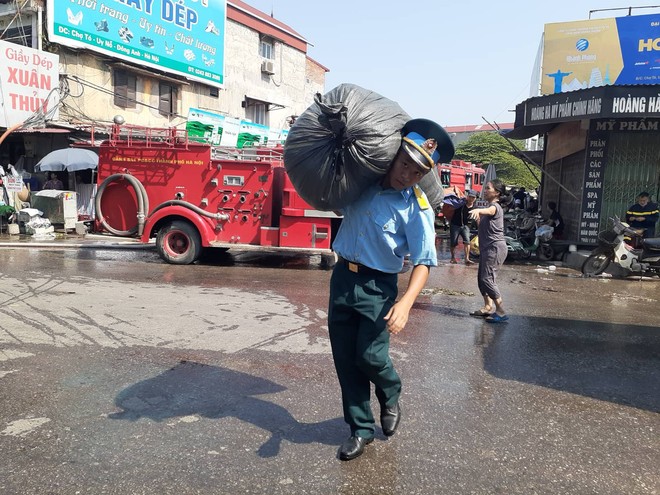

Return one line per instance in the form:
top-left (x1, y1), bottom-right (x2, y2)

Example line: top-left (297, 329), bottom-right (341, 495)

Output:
top-left (328, 262), bottom-right (402, 439)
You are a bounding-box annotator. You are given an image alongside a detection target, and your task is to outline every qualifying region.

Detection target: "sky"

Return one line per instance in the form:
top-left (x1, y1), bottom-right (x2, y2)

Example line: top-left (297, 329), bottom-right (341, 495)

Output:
top-left (242, 1), bottom-right (660, 127)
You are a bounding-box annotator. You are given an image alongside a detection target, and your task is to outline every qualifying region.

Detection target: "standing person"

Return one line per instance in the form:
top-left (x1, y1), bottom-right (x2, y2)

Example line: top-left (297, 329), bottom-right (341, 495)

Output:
top-left (513, 186), bottom-right (527, 209)
top-left (329, 119), bottom-right (453, 461)
top-left (449, 189), bottom-right (478, 265)
top-left (547, 201), bottom-right (564, 239)
top-left (469, 179), bottom-right (508, 323)
top-left (626, 191), bottom-right (659, 239)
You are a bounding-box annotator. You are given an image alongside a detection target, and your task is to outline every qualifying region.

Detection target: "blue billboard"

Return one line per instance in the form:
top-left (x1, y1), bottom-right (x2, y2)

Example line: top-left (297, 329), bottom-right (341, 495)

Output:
top-left (542, 13), bottom-right (660, 94)
top-left (47, 0), bottom-right (226, 87)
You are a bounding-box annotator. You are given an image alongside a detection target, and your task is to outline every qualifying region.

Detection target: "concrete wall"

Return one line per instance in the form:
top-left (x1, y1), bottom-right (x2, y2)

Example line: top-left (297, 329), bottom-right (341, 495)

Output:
top-left (56, 18), bottom-right (324, 130)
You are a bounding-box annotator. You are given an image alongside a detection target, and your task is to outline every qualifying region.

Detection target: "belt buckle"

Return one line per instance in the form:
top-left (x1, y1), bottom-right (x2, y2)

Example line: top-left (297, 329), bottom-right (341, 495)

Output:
top-left (348, 261), bottom-right (359, 273)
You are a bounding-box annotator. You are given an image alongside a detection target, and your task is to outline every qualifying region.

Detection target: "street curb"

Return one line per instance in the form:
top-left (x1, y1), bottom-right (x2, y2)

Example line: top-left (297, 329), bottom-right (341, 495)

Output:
top-left (0, 238), bottom-right (155, 251)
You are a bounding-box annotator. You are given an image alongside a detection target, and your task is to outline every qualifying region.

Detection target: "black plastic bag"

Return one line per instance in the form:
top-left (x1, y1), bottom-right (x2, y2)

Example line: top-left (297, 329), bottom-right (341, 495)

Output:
top-left (283, 84), bottom-right (410, 211)
top-left (418, 167), bottom-right (445, 212)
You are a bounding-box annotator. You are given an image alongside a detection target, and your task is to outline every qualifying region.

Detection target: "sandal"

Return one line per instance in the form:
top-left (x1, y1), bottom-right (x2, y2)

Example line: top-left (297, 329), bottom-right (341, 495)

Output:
top-left (470, 309), bottom-right (493, 317)
top-left (485, 314), bottom-right (509, 323)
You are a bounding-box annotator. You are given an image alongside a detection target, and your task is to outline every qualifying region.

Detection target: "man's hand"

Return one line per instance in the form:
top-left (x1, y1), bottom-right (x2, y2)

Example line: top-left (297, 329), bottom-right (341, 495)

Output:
top-left (383, 301), bottom-right (411, 334)
top-left (383, 264), bottom-right (429, 334)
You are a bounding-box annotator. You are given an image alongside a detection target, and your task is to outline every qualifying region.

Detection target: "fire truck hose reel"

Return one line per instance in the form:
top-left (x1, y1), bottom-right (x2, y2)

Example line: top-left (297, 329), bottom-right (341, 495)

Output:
top-left (96, 173), bottom-right (149, 237)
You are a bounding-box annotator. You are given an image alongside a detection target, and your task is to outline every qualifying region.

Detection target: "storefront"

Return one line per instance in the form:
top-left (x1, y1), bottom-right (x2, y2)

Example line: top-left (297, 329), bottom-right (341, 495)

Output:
top-left (508, 85), bottom-right (660, 245)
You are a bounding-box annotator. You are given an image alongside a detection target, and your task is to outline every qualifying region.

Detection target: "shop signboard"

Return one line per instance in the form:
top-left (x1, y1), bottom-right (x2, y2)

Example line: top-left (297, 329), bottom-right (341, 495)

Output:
top-left (579, 121), bottom-right (609, 244)
top-left (186, 108), bottom-right (289, 149)
top-left (46, 0), bottom-right (226, 88)
top-left (523, 85), bottom-right (660, 126)
top-left (0, 40), bottom-right (60, 128)
top-left (542, 13), bottom-right (660, 95)
top-left (187, 108), bottom-right (240, 146)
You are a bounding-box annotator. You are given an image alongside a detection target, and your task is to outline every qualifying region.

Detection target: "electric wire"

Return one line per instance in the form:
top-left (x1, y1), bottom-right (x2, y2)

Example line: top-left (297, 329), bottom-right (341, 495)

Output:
top-left (63, 74), bottom-right (188, 123)
top-left (0, 0), bottom-right (32, 43)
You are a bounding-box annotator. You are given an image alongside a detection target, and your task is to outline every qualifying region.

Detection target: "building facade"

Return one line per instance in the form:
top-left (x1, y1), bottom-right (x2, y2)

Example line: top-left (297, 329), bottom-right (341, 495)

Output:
top-left (509, 85), bottom-right (660, 244)
top-left (0, 0), bottom-right (326, 176)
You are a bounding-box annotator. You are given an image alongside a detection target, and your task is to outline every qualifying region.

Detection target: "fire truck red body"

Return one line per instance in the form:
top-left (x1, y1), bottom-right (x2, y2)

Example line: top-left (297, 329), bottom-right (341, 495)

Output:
top-left (93, 125), bottom-right (336, 265)
top-left (435, 160), bottom-right (485, 223)
top-left (438, 160), bottom-right (485, 195)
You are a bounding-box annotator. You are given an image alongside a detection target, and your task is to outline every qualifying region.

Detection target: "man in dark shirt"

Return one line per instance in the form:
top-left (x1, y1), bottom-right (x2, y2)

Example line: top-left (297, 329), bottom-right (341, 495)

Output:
top-left (513, 187), bottom-right (527, 209)
top-left (626, 191), bottom-right (659, 238)
top-left (450, 189), bottom-right (477, 265)
top-left (547, 201), bottom-right (564, 239)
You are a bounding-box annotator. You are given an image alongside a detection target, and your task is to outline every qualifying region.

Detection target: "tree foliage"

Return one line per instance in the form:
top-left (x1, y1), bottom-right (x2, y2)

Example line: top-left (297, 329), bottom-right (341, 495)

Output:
top-left (454, 132), bottom-right (540, 189)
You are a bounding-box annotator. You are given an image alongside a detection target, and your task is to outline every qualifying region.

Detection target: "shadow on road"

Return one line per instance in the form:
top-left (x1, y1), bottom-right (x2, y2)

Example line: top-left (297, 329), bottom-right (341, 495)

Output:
top-left (475, 317), bottom-right (660, 413)
top-left (108, 360), bottom-right (344, 457)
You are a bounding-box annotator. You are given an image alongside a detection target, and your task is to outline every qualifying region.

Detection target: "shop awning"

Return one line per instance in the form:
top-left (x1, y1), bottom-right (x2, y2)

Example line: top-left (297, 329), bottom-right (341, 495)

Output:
top-left (503, 123), bottom-right (556, 139)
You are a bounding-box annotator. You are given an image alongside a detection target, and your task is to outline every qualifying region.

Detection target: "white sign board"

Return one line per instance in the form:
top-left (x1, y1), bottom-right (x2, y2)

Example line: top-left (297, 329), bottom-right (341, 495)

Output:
top-left (3, 175), bottom-right (24, 193)
top-left (0, 41), bottom-right (60, 127)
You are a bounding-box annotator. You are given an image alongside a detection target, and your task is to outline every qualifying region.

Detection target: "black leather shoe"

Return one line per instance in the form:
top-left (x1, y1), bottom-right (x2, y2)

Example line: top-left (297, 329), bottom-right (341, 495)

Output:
top-left (381, 402), bottom-right (401, 436)
top-left (339, 435), bottom-right (373, 461)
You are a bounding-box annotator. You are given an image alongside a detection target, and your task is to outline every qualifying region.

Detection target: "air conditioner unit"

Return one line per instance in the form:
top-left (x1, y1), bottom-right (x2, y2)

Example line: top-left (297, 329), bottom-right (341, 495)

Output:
top-left (261, 60), bottom-right (275, 75)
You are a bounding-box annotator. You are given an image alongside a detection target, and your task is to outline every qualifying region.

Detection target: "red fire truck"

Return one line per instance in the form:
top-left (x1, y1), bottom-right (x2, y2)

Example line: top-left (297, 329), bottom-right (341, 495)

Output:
top-left (438, 160), bottom-right (485, 196)
top-left (92, 124), bottom-right (337, 266)
top-left (435, 160), bottom-right (485, 225)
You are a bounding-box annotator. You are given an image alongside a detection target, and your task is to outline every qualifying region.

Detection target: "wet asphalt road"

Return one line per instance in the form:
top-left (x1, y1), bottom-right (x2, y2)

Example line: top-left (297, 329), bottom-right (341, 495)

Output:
top-left (0, 241), bottom-right (658, 494)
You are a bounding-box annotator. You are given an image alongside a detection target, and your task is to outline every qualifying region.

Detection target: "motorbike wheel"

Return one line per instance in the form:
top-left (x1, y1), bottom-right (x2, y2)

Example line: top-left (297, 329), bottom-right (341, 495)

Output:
top-left (538, 244), bottom-right (555, 261)
top-left (581, 250), bottom-right (612, 276)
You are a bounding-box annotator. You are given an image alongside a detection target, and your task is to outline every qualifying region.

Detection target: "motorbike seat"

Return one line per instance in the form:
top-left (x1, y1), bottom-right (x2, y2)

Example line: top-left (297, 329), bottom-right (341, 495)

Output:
top-left (642, 237), bottom-right (660, 251)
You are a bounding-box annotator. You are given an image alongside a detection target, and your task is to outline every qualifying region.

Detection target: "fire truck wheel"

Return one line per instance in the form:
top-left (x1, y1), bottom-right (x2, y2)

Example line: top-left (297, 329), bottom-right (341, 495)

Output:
top-left (156, 220), bottom-right (202, 265)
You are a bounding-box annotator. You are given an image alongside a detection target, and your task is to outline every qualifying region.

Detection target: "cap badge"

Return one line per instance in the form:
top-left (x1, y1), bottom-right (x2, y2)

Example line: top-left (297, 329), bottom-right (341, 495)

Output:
top-left (422, 138), bottom-right (437, 155)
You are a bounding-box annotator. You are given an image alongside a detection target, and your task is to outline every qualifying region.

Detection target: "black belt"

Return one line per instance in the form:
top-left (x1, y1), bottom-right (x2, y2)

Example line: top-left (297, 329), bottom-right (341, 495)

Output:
top-left (337, 257), bottom-right (390, 277)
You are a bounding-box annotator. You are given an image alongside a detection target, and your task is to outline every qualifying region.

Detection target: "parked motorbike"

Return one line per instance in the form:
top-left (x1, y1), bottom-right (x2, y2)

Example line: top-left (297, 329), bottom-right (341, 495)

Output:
top-left (468, 224), bottom-right (555, 261)
top-left (581, 215), bottom-right (660, 277)
top-left (504, 210), bottom-right (539, 240)
top-left (505, 224), bottom-right (555, 261)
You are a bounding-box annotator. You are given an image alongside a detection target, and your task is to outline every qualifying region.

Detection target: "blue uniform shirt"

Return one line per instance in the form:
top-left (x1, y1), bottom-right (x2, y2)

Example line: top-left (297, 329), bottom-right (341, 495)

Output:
top-left (333, 183), bottom-right (438, 273)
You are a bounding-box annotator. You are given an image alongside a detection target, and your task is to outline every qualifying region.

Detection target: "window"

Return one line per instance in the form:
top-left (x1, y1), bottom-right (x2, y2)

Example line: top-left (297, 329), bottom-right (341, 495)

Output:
top-left (2, 24), bottom-right (33, 47)
top-left (440, 169), bottom-right (451, 188)
top-left (244, 98), bottom-right (268, 126)
top-left (259, 37), bottom-right (274, 59)
top-left (114, 70), bottom-right (137, 108)
top-left (159, 82), bottom-right (178, 116)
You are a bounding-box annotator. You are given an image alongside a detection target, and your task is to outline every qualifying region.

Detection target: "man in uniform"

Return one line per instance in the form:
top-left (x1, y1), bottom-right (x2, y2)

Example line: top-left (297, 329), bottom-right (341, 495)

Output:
top-left (328, 119), bottom-right (454, 461)
top-left (626, 191), bottom-right (659, 239)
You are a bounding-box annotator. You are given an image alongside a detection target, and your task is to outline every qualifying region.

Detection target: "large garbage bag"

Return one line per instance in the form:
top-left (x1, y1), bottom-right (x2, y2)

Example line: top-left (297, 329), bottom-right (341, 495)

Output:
top-left (418, 167), bottom-right (445, 212)
top-left (283, 84), bottom-right (410, 211)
